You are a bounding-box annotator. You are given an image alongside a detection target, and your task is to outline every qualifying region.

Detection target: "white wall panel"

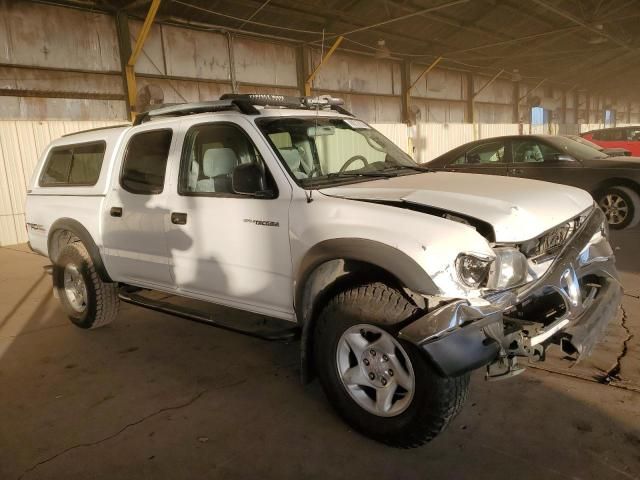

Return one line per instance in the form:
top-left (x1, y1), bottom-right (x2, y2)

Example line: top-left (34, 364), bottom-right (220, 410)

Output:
top-left (0, 120), bottom-right (123, 246)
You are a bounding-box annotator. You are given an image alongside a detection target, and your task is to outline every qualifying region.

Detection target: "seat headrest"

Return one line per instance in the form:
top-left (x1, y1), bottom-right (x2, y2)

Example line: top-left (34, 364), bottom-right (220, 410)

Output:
top-left (279, 147), bottom-right (303, 171)
top-left (203, 148), bottom-right (238, 178)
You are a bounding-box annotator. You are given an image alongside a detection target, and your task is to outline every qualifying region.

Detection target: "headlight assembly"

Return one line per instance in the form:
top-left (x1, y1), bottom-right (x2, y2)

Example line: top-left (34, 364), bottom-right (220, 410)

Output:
top-left (486, 247), bottom-right (528, 289)
top-left (456, 254), bottom-right (492, 288)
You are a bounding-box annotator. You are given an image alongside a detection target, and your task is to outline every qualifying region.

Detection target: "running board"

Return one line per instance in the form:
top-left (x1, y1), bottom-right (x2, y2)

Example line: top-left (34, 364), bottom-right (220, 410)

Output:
top-left (118, 291), bottom-right (299, 342)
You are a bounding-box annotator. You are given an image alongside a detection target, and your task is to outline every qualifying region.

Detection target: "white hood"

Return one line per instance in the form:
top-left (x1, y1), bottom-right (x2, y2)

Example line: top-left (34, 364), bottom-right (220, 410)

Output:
top-left (319, 172), bottom-right (594, 243)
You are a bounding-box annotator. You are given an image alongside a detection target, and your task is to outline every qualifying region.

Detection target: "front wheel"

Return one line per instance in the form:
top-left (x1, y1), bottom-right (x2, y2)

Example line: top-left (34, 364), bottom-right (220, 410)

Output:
top-left (313, 282), bottom-right (469, 448)
top-left (598, 186), bottom-right (640, 229)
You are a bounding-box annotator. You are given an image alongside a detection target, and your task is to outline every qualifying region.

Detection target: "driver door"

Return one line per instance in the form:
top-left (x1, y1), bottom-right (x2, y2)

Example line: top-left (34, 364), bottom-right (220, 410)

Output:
top-left (443, 139), bottom-right (510, 177)
top-left (508, 138), bottom-right (583, 188)
top-left (163, 118), bottom-right (295, 320)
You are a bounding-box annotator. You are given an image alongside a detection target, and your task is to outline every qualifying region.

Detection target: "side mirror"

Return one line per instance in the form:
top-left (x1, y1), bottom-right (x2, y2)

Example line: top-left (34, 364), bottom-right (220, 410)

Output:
top-left (231, 163), bottom-right (271, 197)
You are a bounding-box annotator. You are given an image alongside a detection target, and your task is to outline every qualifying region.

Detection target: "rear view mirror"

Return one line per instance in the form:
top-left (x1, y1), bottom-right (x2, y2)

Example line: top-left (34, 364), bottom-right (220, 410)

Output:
top-left (307, 126), bottom-right (335, 137)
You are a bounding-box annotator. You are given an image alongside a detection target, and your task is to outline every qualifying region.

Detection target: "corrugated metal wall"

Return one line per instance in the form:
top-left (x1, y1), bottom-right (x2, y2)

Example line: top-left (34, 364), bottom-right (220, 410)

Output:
top-left (0, 120), bottom-right (123, 246)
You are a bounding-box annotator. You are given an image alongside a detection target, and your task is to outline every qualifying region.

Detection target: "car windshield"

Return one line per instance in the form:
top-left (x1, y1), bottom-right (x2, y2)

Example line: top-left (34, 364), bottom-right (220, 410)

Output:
top-left (547, 136), bottom-right (609, 160)
top-left (564, 135), bottom-right (604, 151)
top-left (257, 117), bottom-right (422, 187)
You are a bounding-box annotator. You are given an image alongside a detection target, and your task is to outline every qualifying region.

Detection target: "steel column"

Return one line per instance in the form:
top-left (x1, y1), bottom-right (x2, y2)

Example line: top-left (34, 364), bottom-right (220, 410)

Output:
top-left (305, 36), bottom-right (343, 96)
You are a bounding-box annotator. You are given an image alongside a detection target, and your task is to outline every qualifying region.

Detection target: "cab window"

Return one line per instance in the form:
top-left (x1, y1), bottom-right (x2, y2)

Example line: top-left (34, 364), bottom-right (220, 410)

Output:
top-left (121, 129), bottom-right (173, 195)
top-left (179, 123), bottom-right (276, 197)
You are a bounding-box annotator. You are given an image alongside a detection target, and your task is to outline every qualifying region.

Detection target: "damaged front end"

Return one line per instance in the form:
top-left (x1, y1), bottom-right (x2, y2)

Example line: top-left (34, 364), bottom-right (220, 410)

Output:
top-left (398, 206), bottom-right (622, 380)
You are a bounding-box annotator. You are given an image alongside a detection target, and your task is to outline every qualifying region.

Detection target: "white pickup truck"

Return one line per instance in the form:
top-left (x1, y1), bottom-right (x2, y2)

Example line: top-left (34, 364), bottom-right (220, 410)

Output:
top-left (25, 94), bottom-right (621, 447)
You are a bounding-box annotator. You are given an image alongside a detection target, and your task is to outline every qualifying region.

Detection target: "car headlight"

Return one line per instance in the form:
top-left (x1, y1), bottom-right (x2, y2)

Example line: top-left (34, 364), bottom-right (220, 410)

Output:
top-left (486, 247), bottom-right (528, 289)
top-left (456, 254), bottom-right (492, 288)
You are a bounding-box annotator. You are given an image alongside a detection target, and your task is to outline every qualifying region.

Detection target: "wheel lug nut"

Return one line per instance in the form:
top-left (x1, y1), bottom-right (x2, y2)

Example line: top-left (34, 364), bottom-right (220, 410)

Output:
top-left (388, 369), bottom-right (394, 376)
top-left (382, 354), bottom-right (389, 361)
top-left (368, 372), bottom-right (375, 380)
top-left (363, 359), bottom-right (370, 366)
top-left (370, 350), bottom-right (376, 356)
top-left (381, 378), bottom-right (387, 386)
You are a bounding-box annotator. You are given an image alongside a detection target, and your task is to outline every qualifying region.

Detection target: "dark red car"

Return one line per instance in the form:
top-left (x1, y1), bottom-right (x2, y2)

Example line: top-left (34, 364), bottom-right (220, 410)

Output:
top-left (582, 126), bottom-right (640, 156)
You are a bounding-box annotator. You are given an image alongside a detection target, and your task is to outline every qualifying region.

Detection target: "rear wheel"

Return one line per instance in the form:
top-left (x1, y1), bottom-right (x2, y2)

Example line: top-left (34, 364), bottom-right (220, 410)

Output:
top-left (313, 282), bottom-right (470, 448)
top-left (598, 186), bottom-right (640, 229)
top-left (53, 242), bottom-right (119, 329)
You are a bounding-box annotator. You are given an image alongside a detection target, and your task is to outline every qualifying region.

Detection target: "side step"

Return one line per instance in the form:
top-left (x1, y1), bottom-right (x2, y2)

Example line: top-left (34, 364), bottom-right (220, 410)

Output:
top-left (118, 290), bottom-right (299, 342)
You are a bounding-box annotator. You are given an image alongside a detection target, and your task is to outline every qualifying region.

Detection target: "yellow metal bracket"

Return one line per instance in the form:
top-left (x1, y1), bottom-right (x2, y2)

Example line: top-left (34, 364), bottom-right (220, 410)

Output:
top-left (305, 36), bottom-right (344, 96)
top-left (125, 0), bottom-right (162, 121)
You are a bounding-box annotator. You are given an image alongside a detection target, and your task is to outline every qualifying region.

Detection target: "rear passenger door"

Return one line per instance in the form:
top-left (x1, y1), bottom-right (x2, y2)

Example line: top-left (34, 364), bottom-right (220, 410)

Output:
top-left (443, 139), bottom-right (510, 177)
top-left (164, 119), bottom-right (294, 320)
top-left (102, 127), bottom-right (176, 289)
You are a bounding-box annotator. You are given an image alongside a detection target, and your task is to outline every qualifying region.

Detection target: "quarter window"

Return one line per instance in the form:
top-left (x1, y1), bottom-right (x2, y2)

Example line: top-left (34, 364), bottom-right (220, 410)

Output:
top-left (39, 141), bottom-right (106, 187)
top-left (179, 123), bottom-right (275, 197)
top-left (121, 129), bottom-right (173, 195)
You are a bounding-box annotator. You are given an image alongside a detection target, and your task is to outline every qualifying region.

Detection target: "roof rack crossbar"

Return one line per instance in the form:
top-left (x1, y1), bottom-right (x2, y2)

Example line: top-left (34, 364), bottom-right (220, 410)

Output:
top-left (134, 99), bottom-right (259, 125)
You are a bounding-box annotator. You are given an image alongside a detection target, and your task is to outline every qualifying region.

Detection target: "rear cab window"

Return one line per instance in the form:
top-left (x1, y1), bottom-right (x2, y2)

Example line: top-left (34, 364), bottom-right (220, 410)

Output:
top-left (120, 129), bottom-right (173, 195)
top-left (39, 141), bottom-right (106, 187)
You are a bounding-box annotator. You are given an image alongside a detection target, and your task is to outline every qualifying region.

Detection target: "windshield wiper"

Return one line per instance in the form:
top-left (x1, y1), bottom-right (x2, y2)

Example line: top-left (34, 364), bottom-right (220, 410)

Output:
top-left (386, 164), bottom-right (432, 172)
top-left (326, 171), bottom-right (399, 179)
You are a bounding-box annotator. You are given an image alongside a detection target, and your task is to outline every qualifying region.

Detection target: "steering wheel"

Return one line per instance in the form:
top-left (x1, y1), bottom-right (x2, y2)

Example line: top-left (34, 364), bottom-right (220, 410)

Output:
top-left (339, 155), bottom-right (369, 173)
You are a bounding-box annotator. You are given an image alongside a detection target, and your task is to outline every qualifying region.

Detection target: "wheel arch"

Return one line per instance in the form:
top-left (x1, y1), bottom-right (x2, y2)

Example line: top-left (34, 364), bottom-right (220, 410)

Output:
top-left (296, 238), bottom-right (439, 383)
top-left (48, 218), bottom-right (113, 283)
top-left (592, 177), bottom-right (640, 199)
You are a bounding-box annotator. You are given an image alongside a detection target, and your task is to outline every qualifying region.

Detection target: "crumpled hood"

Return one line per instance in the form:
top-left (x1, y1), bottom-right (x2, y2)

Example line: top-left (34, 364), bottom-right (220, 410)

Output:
top-left (319, 172), bottom-right (594, 243)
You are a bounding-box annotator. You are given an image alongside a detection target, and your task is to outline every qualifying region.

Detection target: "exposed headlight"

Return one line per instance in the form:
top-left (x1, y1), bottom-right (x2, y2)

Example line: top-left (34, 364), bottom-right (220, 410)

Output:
top-left (456, 254), bottom-right (492, 288)
top-left (486, 247), bottom-right (528, 289)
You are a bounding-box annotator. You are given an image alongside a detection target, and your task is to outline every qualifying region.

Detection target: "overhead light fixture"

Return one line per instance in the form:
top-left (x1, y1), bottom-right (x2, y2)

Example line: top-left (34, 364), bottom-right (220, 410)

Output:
top-left (375, 39), bottom-right (391, 59)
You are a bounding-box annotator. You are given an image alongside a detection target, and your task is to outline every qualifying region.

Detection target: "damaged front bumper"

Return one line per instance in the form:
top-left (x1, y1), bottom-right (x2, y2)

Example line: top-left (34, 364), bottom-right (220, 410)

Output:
top-left (399, 207), bottom-right (622, 378)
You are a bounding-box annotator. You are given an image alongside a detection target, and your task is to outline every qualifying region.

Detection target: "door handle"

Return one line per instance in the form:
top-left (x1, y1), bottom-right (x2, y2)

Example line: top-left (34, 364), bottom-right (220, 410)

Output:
top-left (110, 207), bottom-right (123, 217)
top-left (171, 212), bottom-right (188, 225)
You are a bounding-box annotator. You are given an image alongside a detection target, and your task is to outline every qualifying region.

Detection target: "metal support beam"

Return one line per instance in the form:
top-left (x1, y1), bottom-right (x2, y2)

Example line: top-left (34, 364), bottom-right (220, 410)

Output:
top-left (473, 69), bottom-right (504, 100)
top-left (409, 56), bottom-right (443, 92)
top-left (305, 36), bottom-right (343, 96)
top-left (561, 89), bottom-right (567, 124)
top-left (115, 11), bottom-right (133, 118)
top-left (401, 60), bottom-right (411, 124)
top-left (518, 78), bottom-right (546, 103)
top-left (586, 92), bottom-right (591, 124)
top-left (512, 81), bottom-right (520, 124)
top-left (125, 0), bottom-right (162, 120)
top-left (465, 72), bottom-right (474, 123)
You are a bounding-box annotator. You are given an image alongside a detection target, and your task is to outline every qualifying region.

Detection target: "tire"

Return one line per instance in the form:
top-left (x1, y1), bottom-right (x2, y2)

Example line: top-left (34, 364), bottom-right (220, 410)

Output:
top-left (597, 186), bottom-right (640, 230)
top-left (313, 281), bottom-right (470, 448)
top-left (53, 242), bottom-right (119, 329)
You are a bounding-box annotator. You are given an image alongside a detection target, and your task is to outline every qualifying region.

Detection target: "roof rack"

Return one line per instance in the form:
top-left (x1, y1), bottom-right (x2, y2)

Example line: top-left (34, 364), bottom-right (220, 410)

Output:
top-left (133, 93), bottom-right (354, 125)
top-left (61, 123), bottom-right (131, 137)
top-left (133, 99), bottom-right (259, 125)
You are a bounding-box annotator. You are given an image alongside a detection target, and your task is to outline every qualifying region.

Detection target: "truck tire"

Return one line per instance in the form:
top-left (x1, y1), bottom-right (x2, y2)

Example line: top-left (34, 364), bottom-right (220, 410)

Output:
top-left (313, 281), bottom-right (469, 448)
top-left (53, 242), bottom-right (119, 329)
top-left (598, 186), bottom-right (640, 230)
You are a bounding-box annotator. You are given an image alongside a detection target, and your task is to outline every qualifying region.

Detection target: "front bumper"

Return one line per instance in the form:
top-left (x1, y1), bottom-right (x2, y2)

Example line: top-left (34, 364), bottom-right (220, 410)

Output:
top-left (399, 207), bottom-right (622, 377)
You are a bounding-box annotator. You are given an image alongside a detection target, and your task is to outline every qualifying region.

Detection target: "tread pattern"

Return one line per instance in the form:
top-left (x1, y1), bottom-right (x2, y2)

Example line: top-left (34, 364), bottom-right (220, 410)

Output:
top-left (57, 242), bottom-right (119, 329)
top-left (314, 281), bottom-right (470, 448)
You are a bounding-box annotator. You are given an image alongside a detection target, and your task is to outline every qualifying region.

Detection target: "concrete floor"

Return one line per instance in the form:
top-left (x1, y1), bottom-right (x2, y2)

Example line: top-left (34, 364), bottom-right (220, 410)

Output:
top-left (1, 230), bottom-right (639, 480)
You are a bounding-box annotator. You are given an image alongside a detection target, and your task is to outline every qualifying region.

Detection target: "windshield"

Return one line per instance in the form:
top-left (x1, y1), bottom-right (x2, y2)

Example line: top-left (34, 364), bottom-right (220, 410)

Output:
top-left (257, 117), bottom-right (421, 187)
top-left (564, 135), bottom-right (604, 151)
top-left (547, 136), bottom-right (608, 160)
